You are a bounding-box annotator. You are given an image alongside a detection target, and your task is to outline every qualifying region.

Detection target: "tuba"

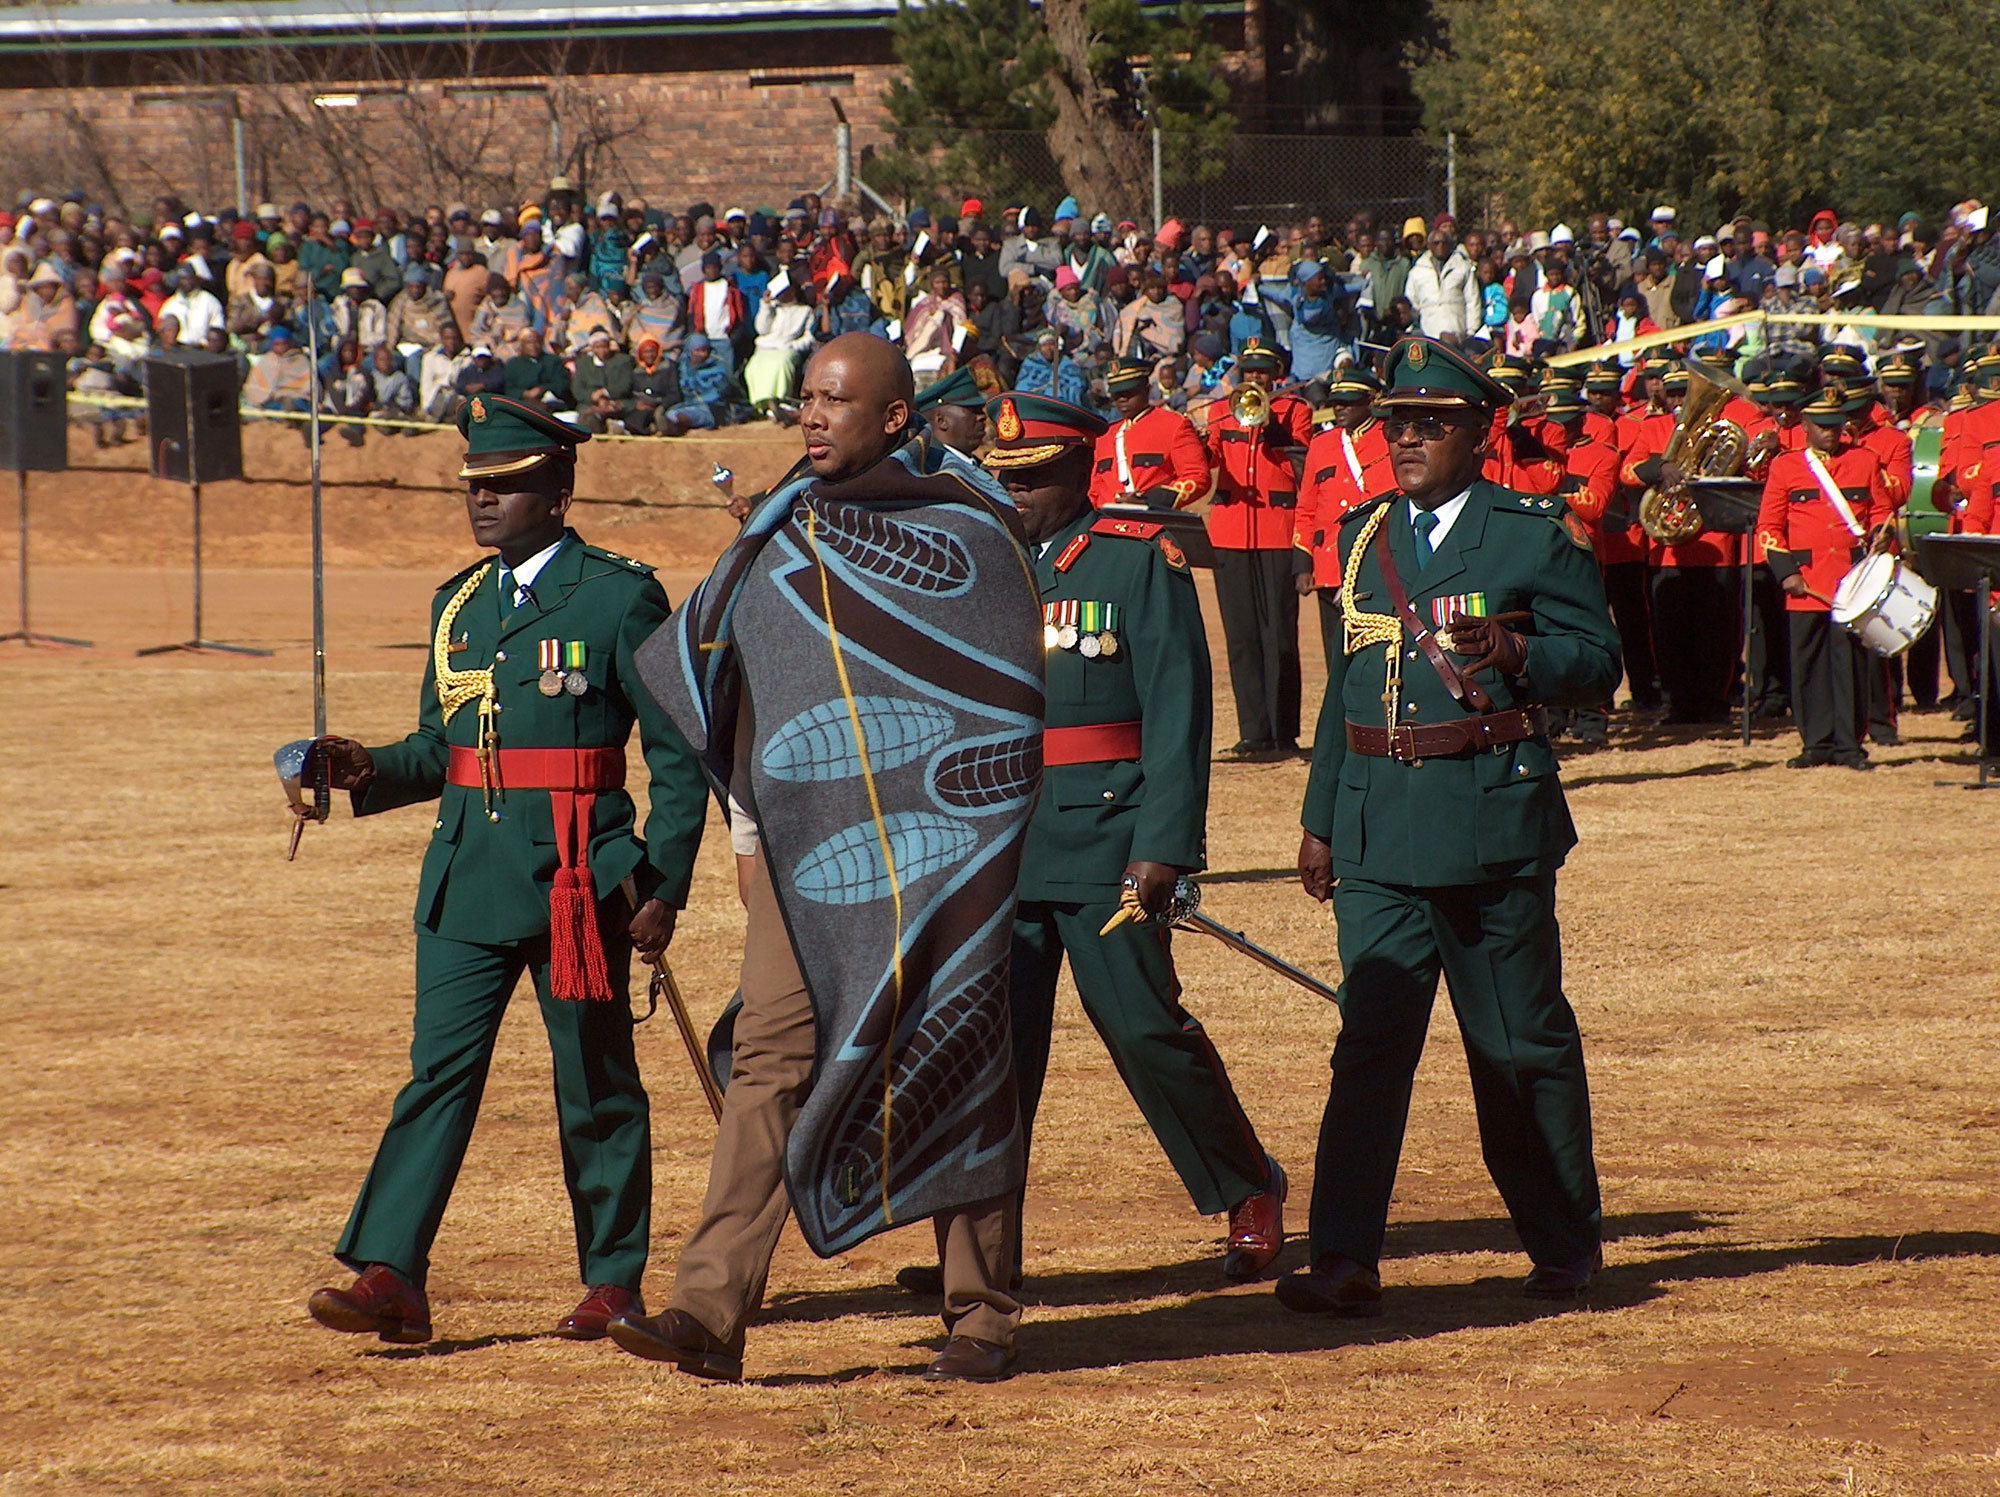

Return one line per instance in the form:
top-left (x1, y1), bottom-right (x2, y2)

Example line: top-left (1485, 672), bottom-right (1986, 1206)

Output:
top-left (1230, 382), bottom-right (1272, 429)
top-left (1639, 369), bottom-right (1748, 544)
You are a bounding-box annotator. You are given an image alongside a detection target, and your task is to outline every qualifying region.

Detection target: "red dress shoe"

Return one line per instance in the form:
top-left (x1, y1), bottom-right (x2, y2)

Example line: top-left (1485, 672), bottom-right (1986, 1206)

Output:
top-left (924, 1335), bottom-right (1017, 1383)
top-left (1222, 1155), bottom-right (1288, 1281)
top-left (554, 1284), bottom-right (642, 1340)
top-left (1274, 1254), bottom-right (1383, 1317)
top-left (607, 1308), bottom-right (744, 1383)
top-left (1523, 1248), bottom-right (1603, 1300)
top-left (308, 1264), bottom-right (433, 1344)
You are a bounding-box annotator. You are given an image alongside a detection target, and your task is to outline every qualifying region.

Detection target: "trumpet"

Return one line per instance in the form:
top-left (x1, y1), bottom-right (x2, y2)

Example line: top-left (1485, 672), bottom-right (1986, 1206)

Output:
top-left (1231, 382), bottom-right (1272, 428)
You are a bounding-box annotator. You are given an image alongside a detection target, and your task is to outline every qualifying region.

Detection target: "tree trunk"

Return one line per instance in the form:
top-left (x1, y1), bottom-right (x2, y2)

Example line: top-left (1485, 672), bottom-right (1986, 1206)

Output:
top-left (1039, 0), bottom-right (1151, 224)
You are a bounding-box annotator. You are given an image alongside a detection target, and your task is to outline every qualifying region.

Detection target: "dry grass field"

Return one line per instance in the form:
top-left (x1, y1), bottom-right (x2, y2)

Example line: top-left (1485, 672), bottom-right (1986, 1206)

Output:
top-left (2, 426), bottom-right (1997, 1494)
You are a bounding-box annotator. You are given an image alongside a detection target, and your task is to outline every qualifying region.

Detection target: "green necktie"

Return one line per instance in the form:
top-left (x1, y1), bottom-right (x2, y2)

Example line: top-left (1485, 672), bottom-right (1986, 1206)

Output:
top-left (1412, 509), bottom-right (1438, 570)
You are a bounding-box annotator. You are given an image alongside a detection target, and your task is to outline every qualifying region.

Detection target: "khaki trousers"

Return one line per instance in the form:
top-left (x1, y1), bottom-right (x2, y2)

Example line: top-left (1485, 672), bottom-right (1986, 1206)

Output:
top-left (670, 848), bottom-right (1021, 1346)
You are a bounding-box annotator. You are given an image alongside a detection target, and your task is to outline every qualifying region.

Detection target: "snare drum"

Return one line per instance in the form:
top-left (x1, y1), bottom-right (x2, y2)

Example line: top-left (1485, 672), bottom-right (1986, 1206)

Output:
top-left (1832, 552), bottom-right (1938, 657)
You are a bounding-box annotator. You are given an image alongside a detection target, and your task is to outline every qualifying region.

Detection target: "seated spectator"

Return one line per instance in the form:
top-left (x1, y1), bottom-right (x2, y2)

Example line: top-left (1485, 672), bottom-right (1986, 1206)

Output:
top-left (330, 267), bottom-right (387, 352)
top-left (655, 332), bottom-right (737, 435)
top-left (455, 343), bottom-right (507, 407)
top-left (242, 325), bottom-right (313, 411)
top-left (1502, 294), bottom-right (1538, 357)
top-left (816, 271), bottom-right (875, 341)
top-left (903, 267), bottom-right (965, 385)
top-left (469, 273), bottom-right (534, 357)
top-left (158, 262), bottom-right (226, 347)
top-left (501, 327), bottom-right (572, 410)
top-left (227, 262), bottom-right (289, 344)
top-left (9, 262), bottom-right (78, 351)
top-left (264, 233), bottom-right (301, 301)
top-left (624, 336), bottom-right (680, 435)
top-left (368, 341), bottom-right (417, 422)
top-left (687, 251), bottom-right (748, 356)
top-left (418, 320), bottom-right (471, 422)
top-left (1014, 327), bottom-right (1086, 404)
top-left (729, 242), bottom-right (771, 306)
top-left (629, 269), bottom-right (685, 355)
top-left (563, 276), bottom-right (623, 355)
top-left (1116, 271), bottom-right (1185, 360)
top-left (442, 241), bottom-right (489, 337)
top-left (385, 264), bottom-right (453, 358)
top-left (744, 276), bottom-right (815, 414)
top-left (326, 335), bottom-right (370, 443)
top-left (348, 217), bottom-right (400, 302)
top-left (67, 333), bottom-right (129, 445)
top-left (88, 266), bottom-right (152, 381)
top-left (571, 327), bottom-right (635, 433)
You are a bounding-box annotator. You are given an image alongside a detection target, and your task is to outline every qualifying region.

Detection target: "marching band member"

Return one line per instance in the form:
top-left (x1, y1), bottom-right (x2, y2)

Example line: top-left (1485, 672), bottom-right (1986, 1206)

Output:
top-left (1293, 366), bottom-right (1392, 665)
top-left (1756, 387), bottom-right (1893, 769)
top-left (1091, 356), bottom-right (1213, 508)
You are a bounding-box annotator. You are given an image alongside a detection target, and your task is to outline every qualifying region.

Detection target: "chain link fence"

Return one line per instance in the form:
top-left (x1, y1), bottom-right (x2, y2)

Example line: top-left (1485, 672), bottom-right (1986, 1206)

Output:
top-left (859, 128), bottom-right (1446, 233)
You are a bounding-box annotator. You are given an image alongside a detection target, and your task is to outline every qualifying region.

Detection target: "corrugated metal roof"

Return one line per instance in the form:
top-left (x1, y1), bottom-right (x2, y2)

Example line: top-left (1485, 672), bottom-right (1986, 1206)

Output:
top-left (0, 0), bottom-right (906, 43)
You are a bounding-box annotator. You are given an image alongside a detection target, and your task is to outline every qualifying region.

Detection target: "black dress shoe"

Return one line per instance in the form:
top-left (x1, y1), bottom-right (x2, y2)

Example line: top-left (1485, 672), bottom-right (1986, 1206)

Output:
top-left (607, 1308), bottom-right (744, 1382)
top-left (925, 1335), bottom-right (1017, 1382)
top-left (1274, 1255), bottom-right (1383, 1317)
top-left (1524, 1249), bottom-right (1603, 1300)
top-left (1224, 739), bottom-right (1278, 761)
top-left (1786, 753), bottom-right (1827, 769)
top-left (896, 1264), bottom-right (945, 1297)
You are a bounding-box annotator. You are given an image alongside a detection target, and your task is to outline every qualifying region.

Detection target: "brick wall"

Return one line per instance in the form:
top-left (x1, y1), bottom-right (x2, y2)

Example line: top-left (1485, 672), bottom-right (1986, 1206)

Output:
top-left (0, 49), bottom-right (906, 219)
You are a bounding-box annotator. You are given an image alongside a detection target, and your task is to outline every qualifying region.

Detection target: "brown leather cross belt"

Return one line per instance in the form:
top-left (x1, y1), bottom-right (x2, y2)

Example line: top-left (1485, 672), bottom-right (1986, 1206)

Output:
top-left (1346, 707), bottom-right (1550, 762)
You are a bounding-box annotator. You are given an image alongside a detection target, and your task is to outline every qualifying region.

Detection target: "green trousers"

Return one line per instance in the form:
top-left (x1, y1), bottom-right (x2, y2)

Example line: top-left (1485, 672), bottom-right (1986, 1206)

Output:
top-left (334, 926), bottom-right (649, 1291)
top-left (1313, 874), bottom-right (1600, 1271)
top-left (1010, 898), bottom-right (1270, 1218)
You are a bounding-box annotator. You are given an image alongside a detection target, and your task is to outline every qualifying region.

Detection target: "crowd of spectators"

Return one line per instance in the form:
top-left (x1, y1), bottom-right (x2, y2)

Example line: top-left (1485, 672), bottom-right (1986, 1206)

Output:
top-left (5, 178), bottom-right (1997, 446)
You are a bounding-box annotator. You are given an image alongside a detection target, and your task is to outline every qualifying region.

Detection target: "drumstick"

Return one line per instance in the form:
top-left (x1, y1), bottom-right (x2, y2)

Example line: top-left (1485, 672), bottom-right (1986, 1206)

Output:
top-left (1803, 587), bottom-right (1836, 608)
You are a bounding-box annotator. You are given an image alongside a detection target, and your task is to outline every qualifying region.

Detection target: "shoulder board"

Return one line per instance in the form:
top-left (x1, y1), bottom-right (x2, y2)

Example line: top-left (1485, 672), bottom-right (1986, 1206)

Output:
top-left (437, 557), bottom-right (490, 591)
top-left (1091, 515), bottom-right (1164, 541)
top-left (1336, 492), bottom-right (1396, 529)
top-left (581, 544), bottom-right (657, 575)
top-left (1499, 487), bottom-right (1568, 517)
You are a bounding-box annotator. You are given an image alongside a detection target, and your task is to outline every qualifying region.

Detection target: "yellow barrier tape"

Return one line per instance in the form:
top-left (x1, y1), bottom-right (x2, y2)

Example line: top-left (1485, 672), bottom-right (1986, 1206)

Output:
top-left (63, 388), bottom-right (792, 443)
top-left (1543, 309), bottom-right (2000, 369)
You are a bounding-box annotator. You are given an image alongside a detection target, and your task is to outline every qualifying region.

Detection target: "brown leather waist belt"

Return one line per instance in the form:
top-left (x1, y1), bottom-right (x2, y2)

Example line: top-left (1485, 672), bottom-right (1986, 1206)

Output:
top-left (1044, 720), bottom-right (1143, 765)
top-left (1346, 707), bottom-right (1550, 762)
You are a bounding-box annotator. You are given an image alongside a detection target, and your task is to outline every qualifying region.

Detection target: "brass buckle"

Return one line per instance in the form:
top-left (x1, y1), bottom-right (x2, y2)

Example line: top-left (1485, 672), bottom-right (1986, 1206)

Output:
top-left (1390, 724), bottom-right (1419, 763)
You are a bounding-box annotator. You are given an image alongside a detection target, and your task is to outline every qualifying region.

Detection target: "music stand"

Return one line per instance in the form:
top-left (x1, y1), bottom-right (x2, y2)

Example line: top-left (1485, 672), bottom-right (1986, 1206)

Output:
top-left (1093, 504), bottom-right (1217, 567)
top-left (1691, 480), bottom-right (1761, 748)
top-left (138, 365), bottom-right (269, 658)
top-left (1914, 534), bottom-right (2000, 788)
top-left (0, 471), bottom-right (91, 649)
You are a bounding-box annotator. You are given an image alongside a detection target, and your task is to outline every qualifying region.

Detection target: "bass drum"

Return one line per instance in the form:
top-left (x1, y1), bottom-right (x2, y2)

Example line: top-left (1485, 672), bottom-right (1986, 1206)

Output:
top-left (1905, 423), bottom-right (1948, 541)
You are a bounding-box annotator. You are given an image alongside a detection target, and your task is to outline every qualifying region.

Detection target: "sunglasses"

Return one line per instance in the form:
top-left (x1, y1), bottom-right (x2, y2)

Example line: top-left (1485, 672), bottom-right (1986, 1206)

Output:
top-left (1382, 414), bottom-right (1475, 442)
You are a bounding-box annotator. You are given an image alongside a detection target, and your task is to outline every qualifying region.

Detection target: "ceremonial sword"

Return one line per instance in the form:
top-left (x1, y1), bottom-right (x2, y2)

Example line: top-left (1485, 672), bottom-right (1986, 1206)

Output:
top-left (278, 282), bottom-right (332, 860)
top-left (1104, 876), bottom-right (1341, 1005)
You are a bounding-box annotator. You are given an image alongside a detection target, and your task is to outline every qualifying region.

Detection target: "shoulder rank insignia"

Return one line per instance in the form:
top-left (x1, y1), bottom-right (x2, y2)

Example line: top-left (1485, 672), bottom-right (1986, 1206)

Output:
top-left (1053, 533), bottom-right (1091, 572)
top-left (1562, 511), bottom-right (1593, 549)
top-left (1092, 516), bottom-right (1165, 540)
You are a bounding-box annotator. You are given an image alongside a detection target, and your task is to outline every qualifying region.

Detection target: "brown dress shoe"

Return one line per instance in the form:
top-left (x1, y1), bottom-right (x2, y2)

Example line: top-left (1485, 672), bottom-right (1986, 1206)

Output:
top-left (308, 1264), bottom-right (433, 1344)
top-left (924, 1335), bottom-right (1017, 1383)
top-left (1523, 1248), bottom-right (1603, 1300)
top-left (607, 1308), bottom-right (744, 1382)
top-left (1222, 1156), bottom-right (1288, 1281)
top-left (1274, 1254), bottom-right (1383, 1317)
top-left (554, 1284), bottom-right (643, 1340)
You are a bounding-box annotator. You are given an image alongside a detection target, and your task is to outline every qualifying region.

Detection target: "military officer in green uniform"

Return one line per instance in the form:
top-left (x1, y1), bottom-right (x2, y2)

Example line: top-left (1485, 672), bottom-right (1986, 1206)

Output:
top-left (303, 393), bottom-right (708, 1345)
top-left (1284, 338), bottom-right (1622, 1317)
top-left (987, 391), bottom-right (1286, 1280)
top-left (915, 364), bottom-right (990, 456)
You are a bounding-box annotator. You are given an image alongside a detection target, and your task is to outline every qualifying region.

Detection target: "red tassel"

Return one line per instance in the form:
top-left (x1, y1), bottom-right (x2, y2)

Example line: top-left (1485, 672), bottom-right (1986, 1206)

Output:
top-left (548, 867), bottom-right (590, 1001)
top-left (573, 857), bottom-right (614, 1001)
top-left (547, 790), bottom-right (615, 1002)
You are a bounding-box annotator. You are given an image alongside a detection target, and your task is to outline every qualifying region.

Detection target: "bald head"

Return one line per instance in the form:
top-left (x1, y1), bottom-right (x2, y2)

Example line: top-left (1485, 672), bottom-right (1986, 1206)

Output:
top-left (798, 333), bottom-right (917, 481)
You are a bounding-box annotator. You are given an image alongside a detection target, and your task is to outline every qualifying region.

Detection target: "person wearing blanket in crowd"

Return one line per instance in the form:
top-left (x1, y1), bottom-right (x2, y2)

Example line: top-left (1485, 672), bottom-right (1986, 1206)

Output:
top-left (613, 334), bottom-right (1044, 1385)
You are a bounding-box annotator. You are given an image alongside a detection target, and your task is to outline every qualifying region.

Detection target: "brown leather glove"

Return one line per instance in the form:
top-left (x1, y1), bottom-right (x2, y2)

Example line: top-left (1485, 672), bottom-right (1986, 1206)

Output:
top-left (1449, 616), bottom-right (1529, 679)
top-left (316, 737), bottom-right (376, 792)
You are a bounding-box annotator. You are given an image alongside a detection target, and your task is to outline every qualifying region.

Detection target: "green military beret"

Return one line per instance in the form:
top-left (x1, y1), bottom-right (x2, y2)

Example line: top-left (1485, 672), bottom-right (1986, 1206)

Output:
top-left (1104, 356), bottom-right (1154, 392)
top-left (915, 364), bottom-right (986, 411)
top-left (1378, 335), bottom-right (1512, 411)
top-left (1324, 365), bottom-right (1383, 403)
top-left (1237, 339), bottom-right (1287, 375)
top-left (1801, 387), bottom-right (1852, 426)
top-left (457, 392), bottom-right (589, 479)
top-left (984, 391), bottom-right (1108, 469)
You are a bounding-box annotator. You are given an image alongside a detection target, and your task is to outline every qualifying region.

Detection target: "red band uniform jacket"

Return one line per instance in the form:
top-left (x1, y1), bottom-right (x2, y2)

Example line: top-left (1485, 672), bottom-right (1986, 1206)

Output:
top-left (1294, 417), bottom-right (1393, 589)
top-left (1757, 446), bottom-right (1893, 612)
top-left (1203, 392), bottom-right (1316, 550)
top-left (1090, 403), bottom-right (1214, 510)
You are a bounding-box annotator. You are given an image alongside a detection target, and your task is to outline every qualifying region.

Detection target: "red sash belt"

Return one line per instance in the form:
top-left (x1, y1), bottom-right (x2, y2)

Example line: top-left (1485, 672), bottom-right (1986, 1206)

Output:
top-left (1044, 720), bottom-right (1143, 766)
top-left (446, 746), bottom-right (627, 1001)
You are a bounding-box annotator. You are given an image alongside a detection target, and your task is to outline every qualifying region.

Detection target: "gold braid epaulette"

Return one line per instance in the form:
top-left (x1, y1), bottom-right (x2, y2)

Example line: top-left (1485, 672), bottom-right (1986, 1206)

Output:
top-left (433, 562), bottom-right (500, 813)
top-left (1340, 504), bottom-right (1401, 655)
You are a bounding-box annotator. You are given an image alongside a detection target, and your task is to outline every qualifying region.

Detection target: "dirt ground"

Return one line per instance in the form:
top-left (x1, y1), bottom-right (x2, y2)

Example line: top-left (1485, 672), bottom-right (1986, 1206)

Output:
top-left (2, 424), bottom-right (1997, 1495)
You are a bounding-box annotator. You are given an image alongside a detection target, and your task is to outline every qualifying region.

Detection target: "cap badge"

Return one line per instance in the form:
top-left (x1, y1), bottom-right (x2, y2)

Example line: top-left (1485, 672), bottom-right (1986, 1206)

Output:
top-left (996, 399), bottom-right (1022, 441)
top-left (1408, 341), bottom-right (1428, 371)
top-left (470, 397), bottom-right (487, 423)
